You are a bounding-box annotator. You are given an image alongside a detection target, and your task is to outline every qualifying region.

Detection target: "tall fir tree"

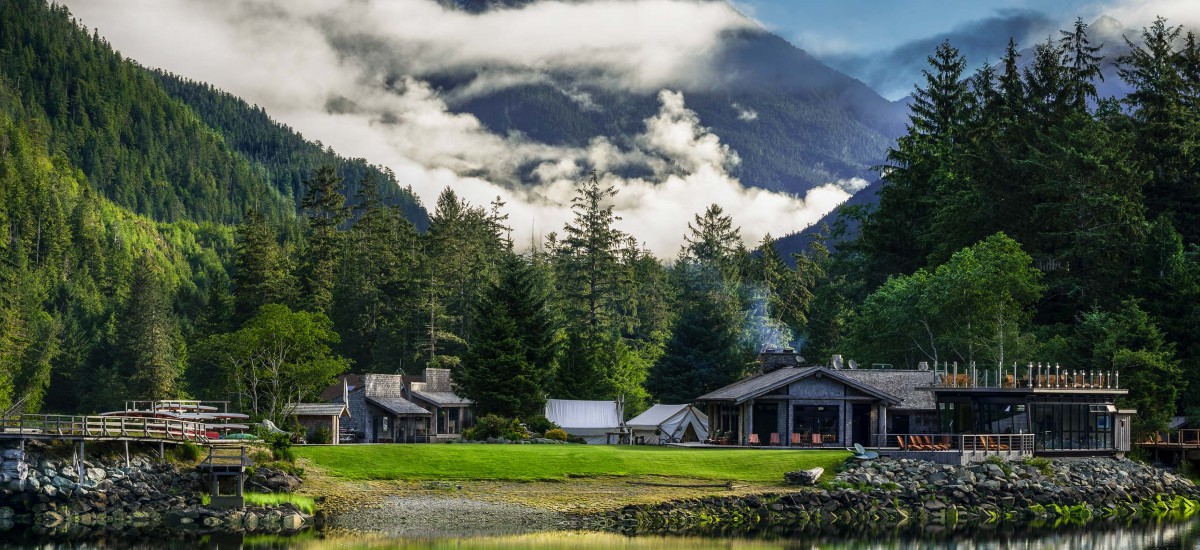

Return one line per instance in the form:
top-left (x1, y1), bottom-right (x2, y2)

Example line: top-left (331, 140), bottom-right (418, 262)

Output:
top-left (299, 165), bottom-right (348, 314)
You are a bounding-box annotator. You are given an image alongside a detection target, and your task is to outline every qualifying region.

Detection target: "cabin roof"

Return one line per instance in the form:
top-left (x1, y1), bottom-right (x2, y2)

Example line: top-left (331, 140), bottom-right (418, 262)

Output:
top-left (837, 369), bottom-right (938, 410)
top-left (411, 390), bottom-right (471, 407)
top-left (284, 403), bottom-right (350, 417)
top-left (695, 366), bottom-right (907, 406)
top-left (366, 396), bottom-right (431, 416)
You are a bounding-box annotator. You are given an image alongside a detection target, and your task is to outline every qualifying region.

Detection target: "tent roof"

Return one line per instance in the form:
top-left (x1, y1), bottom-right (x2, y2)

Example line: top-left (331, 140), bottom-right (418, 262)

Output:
top-left (545, 399), bottom-right (621, 430)
top-left (627, 404), bottom-right (691, 430)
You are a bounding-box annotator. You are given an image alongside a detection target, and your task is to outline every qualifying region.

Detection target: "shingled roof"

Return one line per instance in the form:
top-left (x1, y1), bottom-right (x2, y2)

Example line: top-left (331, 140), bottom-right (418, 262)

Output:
top-left (366, 396), bottom-right (431, 416)
top-left (837, 369), bottom-right (938, 410)
top-left (694, 366), bottom-right (908, 406)
top-left (284, 403), bottom-right (350, 417)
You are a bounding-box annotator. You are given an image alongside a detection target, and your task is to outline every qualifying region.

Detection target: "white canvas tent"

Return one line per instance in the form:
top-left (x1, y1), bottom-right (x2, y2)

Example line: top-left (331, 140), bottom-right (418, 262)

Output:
top-left (545, 399), bottom-right (623, 444)
top-left (627, 404), bottom-right (709, 444)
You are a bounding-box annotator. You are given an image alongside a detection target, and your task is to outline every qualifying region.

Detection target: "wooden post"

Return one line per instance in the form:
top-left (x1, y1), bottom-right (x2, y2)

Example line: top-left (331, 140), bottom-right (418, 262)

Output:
top-left (124, 440), bottom-right (130, 469)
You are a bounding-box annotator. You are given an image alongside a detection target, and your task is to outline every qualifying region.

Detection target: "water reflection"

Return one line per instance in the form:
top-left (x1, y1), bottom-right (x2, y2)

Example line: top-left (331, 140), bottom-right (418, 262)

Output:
top-left (3, 521), bottom-right (1200, 550)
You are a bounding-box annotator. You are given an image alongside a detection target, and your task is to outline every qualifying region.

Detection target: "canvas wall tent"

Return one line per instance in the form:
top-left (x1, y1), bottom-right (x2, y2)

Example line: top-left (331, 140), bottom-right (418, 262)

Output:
top-left (627, 404), bottom-right (709, 444)
top-left (545, 399), bottom-right (623, 444)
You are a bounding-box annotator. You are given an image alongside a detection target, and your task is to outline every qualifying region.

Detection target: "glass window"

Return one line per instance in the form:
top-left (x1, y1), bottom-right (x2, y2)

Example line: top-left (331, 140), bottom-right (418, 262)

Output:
top-left (793, 405), bottom-right (840, 444)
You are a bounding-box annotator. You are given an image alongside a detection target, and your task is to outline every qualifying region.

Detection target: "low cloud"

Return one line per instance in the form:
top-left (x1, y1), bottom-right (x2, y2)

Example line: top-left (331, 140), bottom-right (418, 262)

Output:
top-left (732, 103), bottom-right (759, 121)
top-left (64, 0), bottom-right (851, 256)
top-left (824, 10), bottom-right (1056, 100)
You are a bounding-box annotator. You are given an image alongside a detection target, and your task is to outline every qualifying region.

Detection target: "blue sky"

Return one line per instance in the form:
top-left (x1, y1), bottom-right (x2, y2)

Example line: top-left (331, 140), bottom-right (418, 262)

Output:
top-left (734, 0), bottom-right (1128, 99)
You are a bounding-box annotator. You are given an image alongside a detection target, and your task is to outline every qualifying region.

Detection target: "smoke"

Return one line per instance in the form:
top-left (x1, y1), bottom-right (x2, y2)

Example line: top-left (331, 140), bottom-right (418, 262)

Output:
top-left (64, 0), bottom-right (854, 256)
top-left (742, 285), bottom-right (796, 352)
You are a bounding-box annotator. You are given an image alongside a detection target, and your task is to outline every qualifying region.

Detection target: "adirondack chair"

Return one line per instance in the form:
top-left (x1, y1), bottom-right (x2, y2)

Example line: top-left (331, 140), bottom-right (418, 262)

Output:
top-left (748, 433), bottom-right (761, 446)
top-left (923, 435), bottom-right (949, 451)
top-left (769, 432), bottom-right (781, 446)
top-left (908, 436), bottom-right (928, 450)
top-left (988, 436), bottom-right (1010, 451)
top-left (896, 435), bottom-right (907, 450)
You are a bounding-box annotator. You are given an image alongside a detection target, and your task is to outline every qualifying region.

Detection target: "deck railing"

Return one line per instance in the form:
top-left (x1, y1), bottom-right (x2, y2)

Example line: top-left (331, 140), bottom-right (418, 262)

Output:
top-left (125, 400), bottom-right (232, 413)
top-left (1139, 430), bottom-right (1200, 447)
top-left (0, 414), bottom-right (209, 443)
top-left (873, 433), bottom-right (1035, 454)
top-left (931, 362), bottom-right (1119, 390)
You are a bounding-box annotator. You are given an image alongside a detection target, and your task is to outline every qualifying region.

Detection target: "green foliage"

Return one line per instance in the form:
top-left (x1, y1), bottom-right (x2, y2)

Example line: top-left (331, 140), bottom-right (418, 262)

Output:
top-left (311, 427), bottom-right (333, 445)
top-left (172, 441), bottom-right (203, 462)
top-left (457, 253), bottom-right (554, 418)
top-left (1022, 456), bottom-right (1054, 476)
top-left (191, 304), bottom-right (349, 423)
top-left (522, 415), bottom-right (559, 436)
top-left (462, 414), bottom-right (528, 441)
top-left (544, 428), bottom-right (568, 441)
top-left (244, 493), bottom-right (316, 515)
top-left (984, 455), bottom-right (1013, 476)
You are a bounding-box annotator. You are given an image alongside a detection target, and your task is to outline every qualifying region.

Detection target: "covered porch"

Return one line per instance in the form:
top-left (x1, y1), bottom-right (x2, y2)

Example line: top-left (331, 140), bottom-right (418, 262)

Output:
top-left (365, 396), bottom-right (432, 443)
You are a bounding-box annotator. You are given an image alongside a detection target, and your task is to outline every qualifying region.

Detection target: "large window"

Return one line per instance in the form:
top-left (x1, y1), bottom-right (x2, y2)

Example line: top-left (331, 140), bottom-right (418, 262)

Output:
top-left (1030, 403), bottom-right (1114, 451)
top-left (793, 405), bottom-right (839, 444)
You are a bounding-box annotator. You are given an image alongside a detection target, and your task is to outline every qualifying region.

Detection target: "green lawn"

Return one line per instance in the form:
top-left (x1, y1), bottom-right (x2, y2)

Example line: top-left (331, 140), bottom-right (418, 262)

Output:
top-left (294, 444), bottom-right (849, 482)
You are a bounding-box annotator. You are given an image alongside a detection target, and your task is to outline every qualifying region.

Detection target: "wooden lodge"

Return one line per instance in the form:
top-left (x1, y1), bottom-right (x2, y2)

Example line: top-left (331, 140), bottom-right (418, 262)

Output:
top-left (694, 349), bottom-right (1133, 462)
top-left (324, 369), bottom-right (473, 443)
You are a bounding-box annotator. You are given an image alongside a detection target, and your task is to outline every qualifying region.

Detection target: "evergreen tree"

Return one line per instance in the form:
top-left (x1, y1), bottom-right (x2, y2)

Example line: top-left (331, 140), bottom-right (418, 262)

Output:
top-left (299, 165), bottom-right (348, 314)
top-left (233, 210), bottom-right (292, 321)
top-left (118, 257), bottom-right (185, 401)
top-left (1059, 17), bottom-right (1105, 110)
top-left (456, 253), bottom-right (555, 418)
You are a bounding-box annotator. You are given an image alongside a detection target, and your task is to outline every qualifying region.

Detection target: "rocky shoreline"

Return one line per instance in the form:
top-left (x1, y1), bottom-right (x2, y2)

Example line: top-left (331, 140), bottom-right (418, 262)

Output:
top-left (602, 457), bottom-right (1200, 536)
top-left (0, 446), bottom-right (311, 540)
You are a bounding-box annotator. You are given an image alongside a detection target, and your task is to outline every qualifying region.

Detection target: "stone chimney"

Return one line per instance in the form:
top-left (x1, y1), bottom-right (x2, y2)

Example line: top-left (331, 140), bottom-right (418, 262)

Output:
top-left (759, 348), bottom-right (805, 373)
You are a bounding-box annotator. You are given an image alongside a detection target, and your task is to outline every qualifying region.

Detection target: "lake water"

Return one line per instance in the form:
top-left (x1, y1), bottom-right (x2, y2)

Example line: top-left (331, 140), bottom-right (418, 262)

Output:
top-left (4, 519), bottom-right (1200, 550)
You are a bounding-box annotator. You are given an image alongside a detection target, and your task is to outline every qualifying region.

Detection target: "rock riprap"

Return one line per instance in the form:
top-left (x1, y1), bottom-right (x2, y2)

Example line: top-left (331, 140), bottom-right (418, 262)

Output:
top-left (0, 447), bottom-right (312, 539)
top-left (606, 457), bottom-right (1200, 536)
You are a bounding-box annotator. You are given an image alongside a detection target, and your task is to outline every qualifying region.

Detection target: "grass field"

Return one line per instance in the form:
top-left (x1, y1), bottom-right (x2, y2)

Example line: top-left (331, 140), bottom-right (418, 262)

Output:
top-left (294, 444), bottom-right (849, 483)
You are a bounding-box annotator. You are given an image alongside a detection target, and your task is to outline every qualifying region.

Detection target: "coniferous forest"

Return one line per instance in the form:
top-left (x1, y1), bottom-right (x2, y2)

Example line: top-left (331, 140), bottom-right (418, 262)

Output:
top-left (1, 3), bottom-right (1199, 437)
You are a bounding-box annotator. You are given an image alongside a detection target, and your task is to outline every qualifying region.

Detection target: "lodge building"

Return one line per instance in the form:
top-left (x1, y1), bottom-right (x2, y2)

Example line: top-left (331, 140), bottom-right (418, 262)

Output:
top-left (694, 349), bottom-right (1133, 460)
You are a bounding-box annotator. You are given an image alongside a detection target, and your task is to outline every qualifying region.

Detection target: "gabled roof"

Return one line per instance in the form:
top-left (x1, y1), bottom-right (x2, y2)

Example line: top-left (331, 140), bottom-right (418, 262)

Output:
top-left (284, 402), bottom-right (350, 417)
top-left (411, 390), bottom-right (471, 407)
top-left (366, 396), bottom-right (431, 416)
top-left (694, 366), bottom-right (905, 405)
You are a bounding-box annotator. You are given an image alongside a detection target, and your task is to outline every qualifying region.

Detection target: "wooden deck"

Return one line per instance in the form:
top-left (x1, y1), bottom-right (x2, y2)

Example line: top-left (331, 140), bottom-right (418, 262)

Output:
top-left (0, 413), bottom-right (209, 444)
top-left (1139, 429), bottom-right (1200, 449)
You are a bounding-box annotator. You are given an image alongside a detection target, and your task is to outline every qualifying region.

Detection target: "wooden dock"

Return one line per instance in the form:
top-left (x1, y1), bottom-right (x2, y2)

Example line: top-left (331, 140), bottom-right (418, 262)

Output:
top-left (0, 413), bottom-right (209, 444)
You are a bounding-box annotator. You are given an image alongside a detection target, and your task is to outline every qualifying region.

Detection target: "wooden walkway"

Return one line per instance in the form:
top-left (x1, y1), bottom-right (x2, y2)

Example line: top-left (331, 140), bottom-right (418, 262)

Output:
top-left (1138, 429), bottom-right (1200, 449)
top-left (0, 413), bottom-right (209, 444)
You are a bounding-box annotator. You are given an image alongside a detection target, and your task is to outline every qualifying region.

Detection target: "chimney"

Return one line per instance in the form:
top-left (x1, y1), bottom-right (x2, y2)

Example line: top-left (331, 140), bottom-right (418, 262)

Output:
top-left (759, 348), bottom-right (805, 373)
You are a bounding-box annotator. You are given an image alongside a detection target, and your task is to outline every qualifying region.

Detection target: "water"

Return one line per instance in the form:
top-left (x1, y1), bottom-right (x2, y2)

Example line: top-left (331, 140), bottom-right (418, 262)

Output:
top-left (4, 520), bottom-right (1200, 550)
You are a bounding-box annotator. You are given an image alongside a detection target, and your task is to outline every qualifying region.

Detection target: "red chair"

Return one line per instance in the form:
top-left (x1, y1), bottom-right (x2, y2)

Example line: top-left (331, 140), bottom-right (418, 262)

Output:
top-left (748, 433), bottom-right (761, 446)
top-left (769, 433), bottom-right (781, 446)
top-left (790, 432), bottom-right (804, 447)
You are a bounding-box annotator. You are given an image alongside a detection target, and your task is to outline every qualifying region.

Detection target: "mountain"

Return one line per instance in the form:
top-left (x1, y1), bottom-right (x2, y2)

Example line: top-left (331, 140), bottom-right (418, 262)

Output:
top-left (0, 0), bottom-right (427, 228)
top-left (427, 0), bottom-right (908, 195)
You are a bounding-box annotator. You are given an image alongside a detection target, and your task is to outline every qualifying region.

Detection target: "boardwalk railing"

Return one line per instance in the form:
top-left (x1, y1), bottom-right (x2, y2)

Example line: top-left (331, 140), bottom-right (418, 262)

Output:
top-left (1139, 430), bottom-right (1200, 447)
top-left (931, 362), bottom-right (1119, 389)
top-left (874, 433), bottom-right (1035, 454)
top-left (0, 414), bottom-right (209, 443)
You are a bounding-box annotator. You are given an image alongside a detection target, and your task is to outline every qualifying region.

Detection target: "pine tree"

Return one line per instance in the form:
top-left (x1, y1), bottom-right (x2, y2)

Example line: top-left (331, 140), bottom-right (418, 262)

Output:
top-left (119, 257), bottom-right (185, 401)
top-left (1060, 17), bottom-right (1105, 110)
top-left (299, 165), bottom-right (348, 314)
top-left (233, 209), bottom-right (292, 321)
top-left (457, 253), bottom-right (555, 418)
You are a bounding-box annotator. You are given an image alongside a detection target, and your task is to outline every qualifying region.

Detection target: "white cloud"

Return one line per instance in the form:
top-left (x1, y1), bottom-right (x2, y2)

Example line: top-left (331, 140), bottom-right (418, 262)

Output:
top-left (732, 102), bottom-right (759, 121)
top-left (63, 0), bottom-right (850, 257)
top-left (1085, 0), bottom-right (1200, 29)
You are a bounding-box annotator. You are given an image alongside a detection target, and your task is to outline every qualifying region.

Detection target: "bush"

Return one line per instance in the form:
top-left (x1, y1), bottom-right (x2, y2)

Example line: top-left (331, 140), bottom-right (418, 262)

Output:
top-left (544, 428), bottom-right (568, 441)
top-left (1022, 456), bottom-right (1053, 476)
top-left (173, 441), bottom-right (203, 462)
top-left (984, 455), bottom-right (1013, 476)
top-left (463, 414), bottom-right (527, 441)
top-left (312, 427), bottom-right (332, 445)
top-left (523, 415), bottom-right (558, 436)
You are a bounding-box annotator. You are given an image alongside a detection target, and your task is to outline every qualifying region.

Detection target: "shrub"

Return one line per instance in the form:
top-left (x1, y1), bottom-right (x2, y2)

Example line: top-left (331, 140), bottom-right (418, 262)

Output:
top-left (544, 428), bottom-right (568, 441)
top-left (312, 427), bottom-right (333, 445)
top-left (1022, 456), bottom-right (1053, 476)
top-left (984, 455), bottom-right (1013, 476)
top-left (463, 414), bottom-right (527, 441)
top-left (523, 415), bottom-right (558, 436)
top-left (173, 441), bottom-right (203, 462)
